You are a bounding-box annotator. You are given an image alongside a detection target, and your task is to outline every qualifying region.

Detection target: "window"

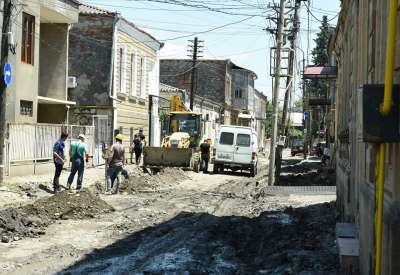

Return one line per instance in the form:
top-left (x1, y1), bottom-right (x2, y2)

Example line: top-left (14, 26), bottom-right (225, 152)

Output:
top-left (118, 47), bottom-right (126, 94)
top-left (130, 52), bottom-right (136, 97)
top-left (237, 134), bottom-right (251, 147)
top-left (235, 88), bottom-right (243, 98)
top-left (139, 56), bottom-right (146, 98)
top-left (220, 132), bottom-right (234, 145)
top-left (21, 13), bottom-right (35, 65)
top-left (20, 100), bottom-right (33, 116)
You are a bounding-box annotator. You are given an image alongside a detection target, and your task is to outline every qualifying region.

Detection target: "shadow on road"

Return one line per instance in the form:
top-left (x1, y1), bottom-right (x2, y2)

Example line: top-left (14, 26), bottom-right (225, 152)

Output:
top-left (59, 203), bottom-right (339, 275)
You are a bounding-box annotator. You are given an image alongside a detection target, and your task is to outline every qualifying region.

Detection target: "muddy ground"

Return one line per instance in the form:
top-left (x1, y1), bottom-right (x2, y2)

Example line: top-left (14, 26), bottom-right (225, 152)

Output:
top-left (0, 154), bottom-right (339, 274)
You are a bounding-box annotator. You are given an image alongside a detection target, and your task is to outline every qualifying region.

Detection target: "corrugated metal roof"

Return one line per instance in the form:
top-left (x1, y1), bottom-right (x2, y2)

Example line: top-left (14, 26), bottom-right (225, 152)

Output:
top-left (160, 83), bottom-right (185, 92)
top-left (303, 66), bottom-right (337, 79)
top-left (79, 3), bottom-right (118, 15)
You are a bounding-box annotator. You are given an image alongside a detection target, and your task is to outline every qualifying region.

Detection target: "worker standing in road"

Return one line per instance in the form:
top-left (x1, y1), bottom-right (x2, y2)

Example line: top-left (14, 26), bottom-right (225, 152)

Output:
top-left (67, 134), bottom-right (89, 192)
top-left (133, 128), bottom-right (146, 165)
top-left (53, 132), bottom-right (68, 193)
top-left (200, 139), bottom-right (211, 173)
top-left (133, 134), bottom-right (142, 165)
top-left (106, 134), bottom-right (125, 194)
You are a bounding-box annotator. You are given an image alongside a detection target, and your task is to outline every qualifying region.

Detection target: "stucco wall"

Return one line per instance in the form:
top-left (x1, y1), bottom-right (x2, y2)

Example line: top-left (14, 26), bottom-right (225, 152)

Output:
top-left (39, 23), bottom-right (68, 100)
top-left (37, 104), bottom-right (66, 124)
top-left (9, 1), bottom-right (41, 123)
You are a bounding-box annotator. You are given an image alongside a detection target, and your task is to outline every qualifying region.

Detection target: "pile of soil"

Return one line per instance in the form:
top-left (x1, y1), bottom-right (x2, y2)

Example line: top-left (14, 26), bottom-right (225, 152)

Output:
top-left (93, 167), bottom-right (190, 194)
top-left (123, 167), bottom-right (190, 194)
top-left (279, 161), bottom-right (335, 186)
top-left (0, 189), bottom-right (114, 243)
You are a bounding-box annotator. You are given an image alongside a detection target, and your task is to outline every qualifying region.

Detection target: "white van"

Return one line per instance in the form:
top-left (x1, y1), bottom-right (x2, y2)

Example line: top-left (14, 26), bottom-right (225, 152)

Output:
top-left (212, 125), bottom-right (258, 177)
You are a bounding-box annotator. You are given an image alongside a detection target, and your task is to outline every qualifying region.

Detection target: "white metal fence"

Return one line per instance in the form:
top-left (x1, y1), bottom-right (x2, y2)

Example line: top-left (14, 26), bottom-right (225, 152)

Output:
top-left (6, 123), bottom-right (98, 175)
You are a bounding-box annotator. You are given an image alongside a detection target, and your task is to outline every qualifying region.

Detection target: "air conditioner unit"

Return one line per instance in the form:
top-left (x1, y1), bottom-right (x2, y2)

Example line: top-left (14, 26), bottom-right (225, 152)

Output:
top-left (68, 76), bottom-right (77, 89)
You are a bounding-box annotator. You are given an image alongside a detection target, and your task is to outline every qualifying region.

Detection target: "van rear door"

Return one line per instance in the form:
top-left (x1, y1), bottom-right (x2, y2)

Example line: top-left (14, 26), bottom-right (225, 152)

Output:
top-left (233, 130), bottom-right (252, 164)
top-left (215, 131), bottom-right (235, 163)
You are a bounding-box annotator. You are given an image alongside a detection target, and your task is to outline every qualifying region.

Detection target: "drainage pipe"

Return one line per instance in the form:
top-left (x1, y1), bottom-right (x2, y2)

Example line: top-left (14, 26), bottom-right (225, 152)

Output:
top-left (375, 1), bottom-right (398, 274)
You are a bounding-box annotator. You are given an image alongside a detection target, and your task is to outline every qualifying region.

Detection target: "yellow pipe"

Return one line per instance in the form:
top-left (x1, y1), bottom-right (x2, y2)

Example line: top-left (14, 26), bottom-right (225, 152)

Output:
top-left (375, 1), bottom-right (398, 274)
top-left (380, 0), bottom-right (399, 115)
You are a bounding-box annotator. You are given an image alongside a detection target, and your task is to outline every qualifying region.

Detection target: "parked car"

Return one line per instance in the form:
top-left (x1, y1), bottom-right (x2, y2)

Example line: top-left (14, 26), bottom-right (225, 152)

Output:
top-left (291, 138), bottom-right (304, 156)
top-left (212, 126), bottom-right (258, 177)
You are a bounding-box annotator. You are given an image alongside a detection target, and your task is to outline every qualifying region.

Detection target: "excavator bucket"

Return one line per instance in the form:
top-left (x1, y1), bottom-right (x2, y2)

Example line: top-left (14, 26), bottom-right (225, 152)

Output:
top-left (143, 147), bottom-right (193, 168)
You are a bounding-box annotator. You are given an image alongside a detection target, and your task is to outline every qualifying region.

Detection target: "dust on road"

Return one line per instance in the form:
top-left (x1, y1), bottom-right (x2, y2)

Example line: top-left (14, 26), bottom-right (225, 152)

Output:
top-left (0, 156), bottom-right (339, 275)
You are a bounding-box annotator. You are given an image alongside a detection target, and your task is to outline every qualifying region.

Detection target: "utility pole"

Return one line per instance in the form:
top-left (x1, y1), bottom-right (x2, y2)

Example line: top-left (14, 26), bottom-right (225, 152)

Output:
top-left (188, 37), bottom-right (203, 111)
top-left (281, 1), bottom-right (300, 136)
top-left (268, 0), bottom-right (285, 186)
top-left (0, 0), bottom-right (12, 184)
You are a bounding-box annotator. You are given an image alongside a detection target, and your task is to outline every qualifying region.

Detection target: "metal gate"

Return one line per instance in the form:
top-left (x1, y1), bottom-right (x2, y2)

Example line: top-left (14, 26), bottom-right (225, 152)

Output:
top-left (92, 115), bottom-right (109, 166)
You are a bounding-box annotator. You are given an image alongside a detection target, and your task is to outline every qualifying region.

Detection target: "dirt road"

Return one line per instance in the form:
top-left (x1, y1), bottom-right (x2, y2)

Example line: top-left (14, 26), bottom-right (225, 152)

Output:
top-left (0, 155), bottom-right (339, 274)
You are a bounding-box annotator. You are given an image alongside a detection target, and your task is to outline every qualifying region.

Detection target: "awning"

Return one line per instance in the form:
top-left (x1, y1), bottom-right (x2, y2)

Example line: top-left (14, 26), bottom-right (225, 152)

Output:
top-left (303, 66), bottom-right (337, 79)
top-left (37, 96), bottom-right (76, 105)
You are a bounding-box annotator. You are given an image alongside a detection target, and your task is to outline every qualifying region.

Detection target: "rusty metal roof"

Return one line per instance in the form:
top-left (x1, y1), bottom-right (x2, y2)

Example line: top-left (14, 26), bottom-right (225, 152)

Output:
top-left (303, 66), bottom-right (337, 79)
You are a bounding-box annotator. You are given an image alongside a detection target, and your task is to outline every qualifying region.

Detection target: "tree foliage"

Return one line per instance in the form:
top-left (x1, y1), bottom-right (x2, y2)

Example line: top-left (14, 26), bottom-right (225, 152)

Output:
top-left (311, 16), bottom-right (331, 66)
top-left (292, 99), bottom-right (303, 112)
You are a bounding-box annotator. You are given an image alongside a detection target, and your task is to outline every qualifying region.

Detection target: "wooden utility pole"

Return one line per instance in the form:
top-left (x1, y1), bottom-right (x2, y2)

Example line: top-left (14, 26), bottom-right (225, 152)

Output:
top-left (188, 37), bottom-right (203, 111)
top-left (0, 0), bottom-right (12, 184)
top-left (268, 0), bottom-right (285, 186)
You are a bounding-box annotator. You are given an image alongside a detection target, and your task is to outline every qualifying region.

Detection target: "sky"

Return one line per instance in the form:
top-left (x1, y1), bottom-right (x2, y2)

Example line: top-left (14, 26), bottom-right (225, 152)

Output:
top-left (85, 0), bottom-right (341, 101)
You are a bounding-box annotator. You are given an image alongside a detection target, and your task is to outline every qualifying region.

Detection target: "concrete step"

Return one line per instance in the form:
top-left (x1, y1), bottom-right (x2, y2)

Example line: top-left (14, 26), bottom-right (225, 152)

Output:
top-left (336, 222), bottom-right (359, 274)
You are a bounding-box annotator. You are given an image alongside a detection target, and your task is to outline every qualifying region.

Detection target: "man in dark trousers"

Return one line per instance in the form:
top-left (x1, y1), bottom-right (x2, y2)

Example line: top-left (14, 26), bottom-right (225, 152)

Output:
top-left (200, 139), bottom-right (211, 173)
top-left (133, 134), bottom-right (142, 165)
top-left (106, 134), bottom-right (125, 194)
top-left (67, 134), bottom-right (90, 192)
top-left (133, 128), bottom-right (146, 165)
top-left (53, 132), bottom-right (68, 193)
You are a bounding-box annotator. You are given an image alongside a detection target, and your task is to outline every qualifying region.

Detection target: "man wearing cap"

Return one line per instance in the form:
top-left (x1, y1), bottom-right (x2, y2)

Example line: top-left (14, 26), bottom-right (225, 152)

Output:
top-left (67, 134), bottom-right (89, 192)
top-left (106, 134), bottom-right (125, 194)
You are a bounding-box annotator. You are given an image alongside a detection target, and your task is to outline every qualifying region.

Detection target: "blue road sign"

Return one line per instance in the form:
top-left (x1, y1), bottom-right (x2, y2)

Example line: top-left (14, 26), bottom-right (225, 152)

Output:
top-left (4, 63), bottom-right (12, 86)
top-left (304, 111), bottom-right (309, 120)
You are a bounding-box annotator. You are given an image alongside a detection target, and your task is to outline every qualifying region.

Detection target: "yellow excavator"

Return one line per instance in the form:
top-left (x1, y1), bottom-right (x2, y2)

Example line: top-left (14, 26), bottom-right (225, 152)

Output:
top-left (143, 95), bottom-right (202, 172)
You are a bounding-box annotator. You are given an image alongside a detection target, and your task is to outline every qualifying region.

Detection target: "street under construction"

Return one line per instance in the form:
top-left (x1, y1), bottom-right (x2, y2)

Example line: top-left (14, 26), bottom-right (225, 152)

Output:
top-left (0, 154), bottom-right (339, 274)
top-left (0, 0), bottom-right (399, 274)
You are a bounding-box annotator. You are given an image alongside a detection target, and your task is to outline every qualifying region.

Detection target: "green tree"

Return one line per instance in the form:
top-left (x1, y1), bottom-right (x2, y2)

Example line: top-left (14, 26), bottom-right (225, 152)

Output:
top-left (307, 16), bottom-right (334, 138)
top-left (292, 99), bottom-right (303, 112)
top-left (311, 16), bottom-right (331, 66)
top-left (265, 98), bottom-right (283, 138)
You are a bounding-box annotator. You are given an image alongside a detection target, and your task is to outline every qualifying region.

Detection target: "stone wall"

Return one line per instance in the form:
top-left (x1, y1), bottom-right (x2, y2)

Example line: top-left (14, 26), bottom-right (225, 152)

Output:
top-left (68, 14), bottom-right (114, 107)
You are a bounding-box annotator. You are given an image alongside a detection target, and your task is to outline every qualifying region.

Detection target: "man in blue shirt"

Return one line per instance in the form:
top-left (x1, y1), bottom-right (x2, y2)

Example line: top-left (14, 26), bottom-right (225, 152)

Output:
top-left (53, 132), bottom-right (68, 193)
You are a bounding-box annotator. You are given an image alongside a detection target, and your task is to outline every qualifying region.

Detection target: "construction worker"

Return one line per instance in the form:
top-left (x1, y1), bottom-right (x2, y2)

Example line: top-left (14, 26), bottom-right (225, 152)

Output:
top-left (200, 139), bottom-right (211, 173)
top-left (67, 134), bottom-right (89, 192)
top-left (133, 128), bottom-right (146, 165)
top-left (106, 134), bottom-right (125, 194)
top-left (132, 134), bottom-right (141, 165)
top-left (53, 132), bottom-right (68, 193)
